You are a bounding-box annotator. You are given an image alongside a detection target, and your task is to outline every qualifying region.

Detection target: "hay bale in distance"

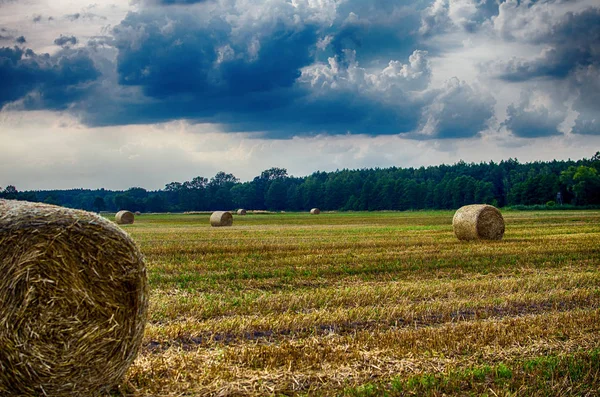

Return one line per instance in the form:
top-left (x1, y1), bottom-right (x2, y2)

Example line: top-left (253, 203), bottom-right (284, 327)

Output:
top-left (250, 210), bottom-right (271, 215)
top-left (237, 209), bottom-right (247, 215)
top-left (453, 204), bottom-right (505, 241)
top-left (310, 208), bottom-right (321, 215)
top-left (0, 199), bottom-right (148, 396)
top-left (210, 211), bottom-right (233, 227)
top-left (134, 211), bottom-right (141, 216)
top-left (115, 210), bottom-right (134, 225)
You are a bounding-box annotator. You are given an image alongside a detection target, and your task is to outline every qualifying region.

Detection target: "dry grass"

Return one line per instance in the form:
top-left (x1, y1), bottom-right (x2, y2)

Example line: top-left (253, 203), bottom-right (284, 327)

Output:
top-left (109, 210), bottom-right (600, 396)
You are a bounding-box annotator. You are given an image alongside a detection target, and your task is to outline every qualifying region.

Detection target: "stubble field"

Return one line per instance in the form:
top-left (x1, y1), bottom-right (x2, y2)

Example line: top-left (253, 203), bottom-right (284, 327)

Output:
top-left (114, 210), bottom-right (600, 396)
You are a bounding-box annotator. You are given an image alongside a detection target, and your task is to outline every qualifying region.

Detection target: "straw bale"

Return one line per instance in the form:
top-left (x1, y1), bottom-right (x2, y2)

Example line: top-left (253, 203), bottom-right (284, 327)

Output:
top-left (115, 210), bottom-right (134, 225)
top-left (0, 199), bottom-right (148, 396)
top-left (453, 204), bottom-right (505, 241)
top-left (210, 211), bottom-right (233, 227)
top-left (237, 209), bottom-right (247, 215)
top-left (310, 208), bottom-right (321, 215)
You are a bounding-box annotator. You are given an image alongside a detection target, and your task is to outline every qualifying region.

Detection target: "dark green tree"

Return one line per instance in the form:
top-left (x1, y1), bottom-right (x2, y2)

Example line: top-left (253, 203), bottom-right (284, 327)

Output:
top-left (265, 179), bottom-right (288, 210)
top-left (93, 196), bottom-right (106, 212)
top-left (3, 185), bottom-right (18, 199)
top-left (561, 166), bottom-right (600, 205)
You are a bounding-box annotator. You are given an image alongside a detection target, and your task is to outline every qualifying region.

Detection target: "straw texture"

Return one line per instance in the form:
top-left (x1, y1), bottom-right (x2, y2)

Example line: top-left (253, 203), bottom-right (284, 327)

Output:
top-left (210, 211), bottom-right (233, 227)
top-left (0, 199), bottom-right (148, 396)
top-left (453, 204), bottom-right (505, 241)
top-left (115, 210), bottom-right (134, 225)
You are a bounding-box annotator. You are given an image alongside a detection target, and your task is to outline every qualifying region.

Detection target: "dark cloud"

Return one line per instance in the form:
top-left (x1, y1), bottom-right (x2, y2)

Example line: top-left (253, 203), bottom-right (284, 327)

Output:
top-left (2, 0), bottom-right (497, 140)
top-left (73, 2), bottom-right (491, 139)
top-left (29, 14), bottom-right (57, 22)
top-left (54, 35), bottom-right (78, 47)
top-left (15, 36), bottom-right (26, 44)
top-left (0, 46), bottom-right (100, 110)
top-left (502, 92), bottom-right (565, 138)
top-left (572, 118), bottom-right (599, 135)
top-left (418, 78), bottom-right (496, 139)
top-left (74, 8), bottom-right (318, 133)
top-left (84, 8), bottom-right (494, 140)
top-left (493, 8), bottom-right (600, 81)
top-left (490, 6), bottom-right (600, 136)
top-left (65, 12), bottom-right (107, 21)
top-left (86, 36), bottom-right (115, 50)
top-left (326, 1), bottom-right (423, 63)
top-left (113, 9), bottom-right (318, 99)
top-left (571, 65), bottom-right (600, 135)
top-left (503, 105), bottom-right (563, 138)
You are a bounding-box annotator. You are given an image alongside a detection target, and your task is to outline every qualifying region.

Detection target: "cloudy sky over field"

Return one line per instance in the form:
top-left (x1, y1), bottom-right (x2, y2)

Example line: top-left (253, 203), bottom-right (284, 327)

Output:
top-left (1, 0), bottom-right (599, 190)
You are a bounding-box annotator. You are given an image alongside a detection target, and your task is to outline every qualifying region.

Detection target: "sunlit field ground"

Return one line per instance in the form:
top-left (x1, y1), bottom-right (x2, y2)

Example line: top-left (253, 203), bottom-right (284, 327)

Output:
top-left (113, 211), bottom-right (600, 396)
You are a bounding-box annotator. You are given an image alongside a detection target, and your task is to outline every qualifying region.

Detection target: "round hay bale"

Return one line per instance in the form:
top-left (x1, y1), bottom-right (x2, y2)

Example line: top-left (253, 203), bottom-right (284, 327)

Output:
top-left (0, 199), bottom-right (148, 396)
top-left (237, 209), bottom-right (247, 216)
top-left (115, 210), bottom-right (134, 225)
top-left (310, 208), bottom-right (321, 215)
top-left (134, 211), bottom-right (141, 216)
top-left (453, 204), bottom-right (505, 241)
top-left (210, 211), bottom-right (233, 227)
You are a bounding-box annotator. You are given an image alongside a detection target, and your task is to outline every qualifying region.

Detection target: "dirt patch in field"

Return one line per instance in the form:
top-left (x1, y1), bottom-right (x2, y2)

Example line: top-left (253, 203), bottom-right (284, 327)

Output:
top-left (143, 297), bottom-right (598, 353)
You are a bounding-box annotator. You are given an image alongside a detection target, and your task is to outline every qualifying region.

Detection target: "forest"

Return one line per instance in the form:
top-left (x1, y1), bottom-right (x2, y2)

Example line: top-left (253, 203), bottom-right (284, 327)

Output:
top-left (2, 153), bottom-right (599, 213)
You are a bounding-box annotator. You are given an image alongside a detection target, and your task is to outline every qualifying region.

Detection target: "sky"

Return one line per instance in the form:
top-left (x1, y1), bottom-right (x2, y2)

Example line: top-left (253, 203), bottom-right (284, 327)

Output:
top-left (0, 0), bottom-right (599, 190)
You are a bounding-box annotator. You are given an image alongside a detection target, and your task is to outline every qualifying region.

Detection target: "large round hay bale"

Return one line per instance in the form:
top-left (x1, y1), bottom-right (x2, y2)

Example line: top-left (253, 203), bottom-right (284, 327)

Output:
top-left (453, 204), bottom-right (505, 241)
top-left (310, 208), bottom-right (321, 215)
top-left (0, 199), bottom-right (148, 396)
top-left (115, 210), bottom-right (134, 225)
top-left (237, 209), bottom-right (247, 215)
top-left (210, 211), bottom-right (233, 227)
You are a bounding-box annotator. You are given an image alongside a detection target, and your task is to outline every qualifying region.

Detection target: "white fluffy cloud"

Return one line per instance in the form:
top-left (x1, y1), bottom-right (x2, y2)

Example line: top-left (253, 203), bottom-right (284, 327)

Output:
top-left (300, 49), bottom-right (432, 93)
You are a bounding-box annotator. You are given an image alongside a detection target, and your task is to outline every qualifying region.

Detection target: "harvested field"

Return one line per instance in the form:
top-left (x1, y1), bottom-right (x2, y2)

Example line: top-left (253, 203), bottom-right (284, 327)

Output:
top-left (112, 210), bottom-right (600, 396)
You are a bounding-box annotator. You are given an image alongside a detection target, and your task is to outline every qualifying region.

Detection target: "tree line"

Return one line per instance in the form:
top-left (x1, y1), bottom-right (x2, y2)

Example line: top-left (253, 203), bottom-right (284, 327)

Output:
top-left (2, 153), bottom-right (600, 212)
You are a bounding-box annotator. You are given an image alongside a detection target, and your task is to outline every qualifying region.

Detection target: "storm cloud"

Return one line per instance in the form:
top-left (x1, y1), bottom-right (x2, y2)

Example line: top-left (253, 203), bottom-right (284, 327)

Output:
top-left (0, 0), bottom-right (598, 140)
top-left (491, 5), bottom-right (600, 136)
top-left (74, 0), bottom-right (491, 138)
top-left (0, 46), bottom-right (99, 110)
top-left (54, 35), bottom-right (78, 47)
top-left (493, 7), bottom-right (600, 81)
top-left (502, 91), bottom-right (565, 138)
